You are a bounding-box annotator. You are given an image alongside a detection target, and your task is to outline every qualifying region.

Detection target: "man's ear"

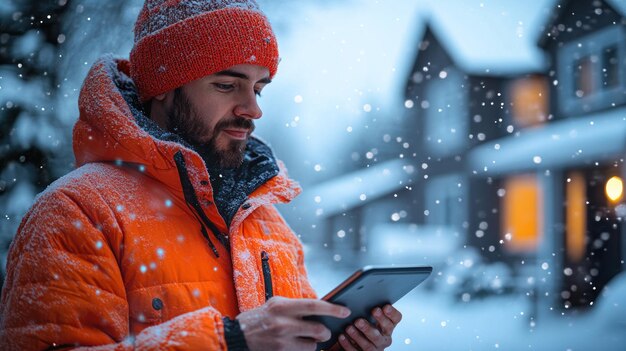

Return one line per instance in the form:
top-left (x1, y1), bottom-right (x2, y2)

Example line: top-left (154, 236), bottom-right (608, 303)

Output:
top-left (148, 90), bottom-right (175, 130)
top-left (154, 92), bottom-right (167, 101)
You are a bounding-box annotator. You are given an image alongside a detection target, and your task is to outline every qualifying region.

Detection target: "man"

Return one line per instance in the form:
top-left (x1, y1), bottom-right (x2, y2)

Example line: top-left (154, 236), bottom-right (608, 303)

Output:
top-left (0, 1), bottom-right (402, 350)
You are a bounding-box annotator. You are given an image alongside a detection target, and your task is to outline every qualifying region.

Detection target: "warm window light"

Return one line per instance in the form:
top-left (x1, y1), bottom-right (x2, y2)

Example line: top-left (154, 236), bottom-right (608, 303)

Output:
top-left (567, 172), bottom-right (586, 262)
top-left (502, 174), bottom-right (541, 252)
top-left (605, 176), bottom-right (623, 203)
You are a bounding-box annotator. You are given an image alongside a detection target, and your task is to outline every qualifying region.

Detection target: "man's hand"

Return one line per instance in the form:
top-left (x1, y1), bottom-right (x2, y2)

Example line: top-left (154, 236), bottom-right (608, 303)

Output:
top-left (336, 304), bottom-right (402, 351)
top-left (237, 296), bottom-right (351, 351)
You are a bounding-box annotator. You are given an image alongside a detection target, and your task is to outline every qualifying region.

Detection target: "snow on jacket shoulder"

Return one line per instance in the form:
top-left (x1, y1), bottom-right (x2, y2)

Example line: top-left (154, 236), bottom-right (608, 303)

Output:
top-left (0, 56), bottom-right (316, 350)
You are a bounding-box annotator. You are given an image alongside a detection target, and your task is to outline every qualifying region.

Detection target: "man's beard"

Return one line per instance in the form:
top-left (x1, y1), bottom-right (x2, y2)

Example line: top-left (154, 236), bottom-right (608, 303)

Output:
top-left (167, 88), bottom-right (255, 168)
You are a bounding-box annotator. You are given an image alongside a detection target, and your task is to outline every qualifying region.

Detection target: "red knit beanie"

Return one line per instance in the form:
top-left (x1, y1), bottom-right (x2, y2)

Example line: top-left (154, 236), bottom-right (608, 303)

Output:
top-left (130, 0), bottom-right (279, 102)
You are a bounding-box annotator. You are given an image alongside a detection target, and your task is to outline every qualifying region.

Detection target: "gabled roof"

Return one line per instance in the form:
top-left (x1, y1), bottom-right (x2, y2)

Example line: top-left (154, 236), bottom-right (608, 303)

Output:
top-left (538, 0), bottom-right (626, 48)
top-left (407, 2), bottom-right (551, 80)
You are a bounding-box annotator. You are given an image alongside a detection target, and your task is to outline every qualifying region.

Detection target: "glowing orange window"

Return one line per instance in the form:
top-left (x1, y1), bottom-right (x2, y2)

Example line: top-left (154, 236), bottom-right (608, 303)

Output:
top-left (510, 76), bottom-right (548, 128)
top-left (566, 172), bottom-right (586, 262)
top-left (502, 174), bottom-right (542, 252)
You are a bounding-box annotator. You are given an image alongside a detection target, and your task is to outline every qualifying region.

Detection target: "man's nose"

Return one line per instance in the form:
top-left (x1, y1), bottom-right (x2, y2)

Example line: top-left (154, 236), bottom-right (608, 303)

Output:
top-left (234, 90), bottom-right (263, 119)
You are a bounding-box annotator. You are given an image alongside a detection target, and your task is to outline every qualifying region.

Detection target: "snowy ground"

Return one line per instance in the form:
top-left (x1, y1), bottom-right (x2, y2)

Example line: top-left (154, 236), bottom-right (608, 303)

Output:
top-left (305, 257), bottom-right (626, 351)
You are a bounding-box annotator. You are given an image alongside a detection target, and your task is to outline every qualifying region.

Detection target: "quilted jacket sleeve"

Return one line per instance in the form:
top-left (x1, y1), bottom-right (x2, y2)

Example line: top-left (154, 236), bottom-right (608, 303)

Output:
top-left (0, 189), bottom-right (228, 351)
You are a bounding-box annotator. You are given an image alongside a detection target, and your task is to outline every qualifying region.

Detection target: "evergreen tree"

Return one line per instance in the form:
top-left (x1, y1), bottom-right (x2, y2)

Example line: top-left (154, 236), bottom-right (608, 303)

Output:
top-left (0, 0), bottom-right (73, 287)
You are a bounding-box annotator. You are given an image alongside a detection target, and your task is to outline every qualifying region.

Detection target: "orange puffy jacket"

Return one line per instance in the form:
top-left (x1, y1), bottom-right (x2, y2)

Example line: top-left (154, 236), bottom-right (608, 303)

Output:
top-left (0, 56), bottom-right (316, 350)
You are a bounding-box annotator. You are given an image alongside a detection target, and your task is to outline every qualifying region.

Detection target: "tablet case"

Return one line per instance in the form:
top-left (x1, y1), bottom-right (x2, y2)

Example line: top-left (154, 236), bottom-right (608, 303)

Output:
top-left (312, 265), bottom-right (432, 350)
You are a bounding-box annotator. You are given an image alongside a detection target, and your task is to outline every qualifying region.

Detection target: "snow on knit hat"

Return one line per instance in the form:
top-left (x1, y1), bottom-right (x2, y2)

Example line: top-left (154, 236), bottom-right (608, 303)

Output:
top-left (130, 0), bottom-right (279, 102)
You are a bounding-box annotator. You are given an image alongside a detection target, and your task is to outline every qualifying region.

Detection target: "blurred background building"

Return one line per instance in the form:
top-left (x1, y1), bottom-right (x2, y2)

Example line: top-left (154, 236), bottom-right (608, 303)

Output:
top-left (399, 0), bottom-right (626, 314)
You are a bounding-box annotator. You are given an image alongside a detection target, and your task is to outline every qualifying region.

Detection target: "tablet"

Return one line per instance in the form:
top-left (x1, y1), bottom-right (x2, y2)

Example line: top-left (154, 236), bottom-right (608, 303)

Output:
top-left (310, 265), bottom-right (432, 350)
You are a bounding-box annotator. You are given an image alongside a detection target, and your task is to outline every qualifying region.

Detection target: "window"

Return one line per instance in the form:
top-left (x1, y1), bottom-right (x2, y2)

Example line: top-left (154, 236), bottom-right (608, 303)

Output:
top-left (557, 25), bottom-right (625, 115)
top-left (570, 47), bottom-right (619, 98)
top-left (509, 76), bottom-right (549, 127)
top-left (565, 172), bottom-right (586, 262)
top-left (501, 174), bottom-right (542, 253)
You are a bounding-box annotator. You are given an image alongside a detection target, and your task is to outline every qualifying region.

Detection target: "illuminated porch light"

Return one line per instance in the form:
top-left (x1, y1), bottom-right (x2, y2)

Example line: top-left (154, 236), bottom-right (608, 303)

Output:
top-left (605, 176), bottom-right (623, 203)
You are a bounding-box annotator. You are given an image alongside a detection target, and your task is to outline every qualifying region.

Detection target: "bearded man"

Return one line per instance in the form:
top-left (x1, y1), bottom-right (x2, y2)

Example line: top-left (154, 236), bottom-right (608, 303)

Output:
top-left (0, 1), bottom-right (402, 350)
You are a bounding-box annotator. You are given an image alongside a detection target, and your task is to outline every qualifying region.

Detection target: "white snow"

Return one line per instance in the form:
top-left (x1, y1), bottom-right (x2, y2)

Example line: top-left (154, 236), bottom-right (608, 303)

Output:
top-left (468, 107), bottom-right (626, 175)
top-left (293, 159), bottom-right (413, 219)
top-left (305, 252), bottom-right (626, 351)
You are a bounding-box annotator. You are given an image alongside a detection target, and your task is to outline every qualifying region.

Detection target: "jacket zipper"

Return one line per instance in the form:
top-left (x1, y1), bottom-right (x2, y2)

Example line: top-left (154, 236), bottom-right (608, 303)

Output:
top-left (261, 251), bottom-right (273, 301)
top-left (174, 151), bottom-right (230, 257)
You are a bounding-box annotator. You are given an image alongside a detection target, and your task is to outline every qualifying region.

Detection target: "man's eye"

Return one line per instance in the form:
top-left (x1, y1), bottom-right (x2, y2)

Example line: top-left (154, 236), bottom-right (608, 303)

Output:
top-left (255, 90), bottom-right (263, 97)
top-left (214, 83), bottom-right (234, 91)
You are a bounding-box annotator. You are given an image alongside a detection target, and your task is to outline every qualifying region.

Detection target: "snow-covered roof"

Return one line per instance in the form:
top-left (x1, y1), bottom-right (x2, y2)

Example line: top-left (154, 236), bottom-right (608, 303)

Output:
top-left (609, 0), bottom-right (626, 14)
top-left (537, 0), bottom-right (626, 48)
top-left (468, 107), bottom-right (626, 176)
top-left (412, 0), bottom-right (553, 76)
top-left (292, 159), bottom-right (415, 218)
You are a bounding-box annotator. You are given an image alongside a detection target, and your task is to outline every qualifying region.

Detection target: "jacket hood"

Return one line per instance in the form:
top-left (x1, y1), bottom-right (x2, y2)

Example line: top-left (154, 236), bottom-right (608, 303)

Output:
top-left (75, 55), bottom-right (184, 172)
top-left (74, 55), bottom-right (300, 205)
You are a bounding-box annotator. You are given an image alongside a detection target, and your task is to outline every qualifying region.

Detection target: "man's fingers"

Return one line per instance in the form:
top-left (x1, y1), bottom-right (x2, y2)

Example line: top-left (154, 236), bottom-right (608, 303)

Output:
top-left (266, 296), bottom-right (351, 318)
top-left (338, 334), bottom-right (358, 351)
top-left (242, 312), bottom-right (330, 341)
top-left (355, 318), bottom-right (389, 348)
top-left (383, 304), bottom-right (402, 324)
top-left (372, 307), bottom-right (395, 336)
top-left (288, 336), bottom-right (321, 351)
top-left (290, 319), bottom-right (332, 342)
top-left (345, 324), bottom-right (374, 350)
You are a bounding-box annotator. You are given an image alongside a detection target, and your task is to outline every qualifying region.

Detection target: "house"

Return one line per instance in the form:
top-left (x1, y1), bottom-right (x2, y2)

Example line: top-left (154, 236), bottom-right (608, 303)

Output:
top-left (467, 0), bottom-right (626, 312)
top-left (403, 18), bottom-right (548, 265)
top-left (403, 0), bottom-right (626, 314)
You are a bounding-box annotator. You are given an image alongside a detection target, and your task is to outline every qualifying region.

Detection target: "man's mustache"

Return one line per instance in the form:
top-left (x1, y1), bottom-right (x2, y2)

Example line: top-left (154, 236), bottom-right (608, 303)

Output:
top-left (216, 117), bottom-right (255, 134)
